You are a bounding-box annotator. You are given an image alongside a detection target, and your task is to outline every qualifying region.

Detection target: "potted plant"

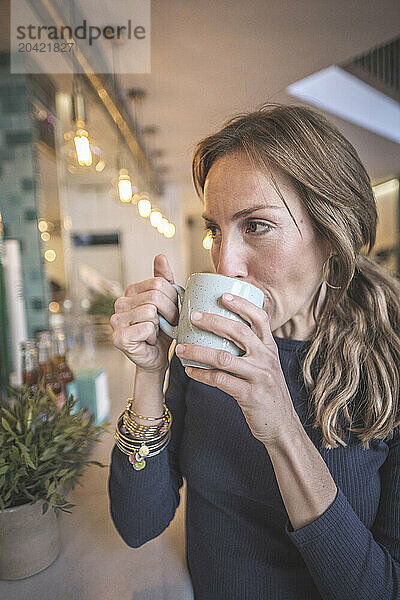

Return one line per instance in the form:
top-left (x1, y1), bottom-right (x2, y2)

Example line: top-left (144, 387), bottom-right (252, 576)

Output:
top-left (0, 382), bottom-right (108, 580)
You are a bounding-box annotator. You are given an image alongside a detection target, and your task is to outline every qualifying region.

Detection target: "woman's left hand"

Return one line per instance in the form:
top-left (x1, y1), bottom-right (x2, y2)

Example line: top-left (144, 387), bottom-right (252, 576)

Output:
top-left (175, 293), bottom-right (302, 448)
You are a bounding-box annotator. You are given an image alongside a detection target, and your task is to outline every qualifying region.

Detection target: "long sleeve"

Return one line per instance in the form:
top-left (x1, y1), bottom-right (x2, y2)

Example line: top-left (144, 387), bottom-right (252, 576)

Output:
top-left (108, 353), bottom-right (189, 548)
top-left (285, 427), bottom-right (400, 600)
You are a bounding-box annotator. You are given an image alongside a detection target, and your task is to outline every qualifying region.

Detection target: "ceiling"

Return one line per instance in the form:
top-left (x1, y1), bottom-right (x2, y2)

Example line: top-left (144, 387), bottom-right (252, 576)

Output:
top-left (1, 1), bottom-right (400, 214)
top-left (112, 0), bottom-right (400, 211)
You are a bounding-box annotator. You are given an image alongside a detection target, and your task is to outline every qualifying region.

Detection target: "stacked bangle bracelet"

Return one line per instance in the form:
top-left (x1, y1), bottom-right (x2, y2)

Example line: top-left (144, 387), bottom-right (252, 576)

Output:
top-left (114, 398), bottom-right (172, 471)
top-left (123, 401), bottom-right (171, 439)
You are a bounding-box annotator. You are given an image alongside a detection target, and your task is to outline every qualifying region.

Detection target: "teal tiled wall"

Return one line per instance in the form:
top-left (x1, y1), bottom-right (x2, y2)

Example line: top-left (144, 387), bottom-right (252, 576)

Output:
top-left (0, 70), bottom-right (50, 358)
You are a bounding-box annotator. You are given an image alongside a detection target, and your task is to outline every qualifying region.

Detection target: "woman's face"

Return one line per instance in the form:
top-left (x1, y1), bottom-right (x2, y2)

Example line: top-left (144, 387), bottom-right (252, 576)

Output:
top-left (202, 152), bottom-right (330, 340)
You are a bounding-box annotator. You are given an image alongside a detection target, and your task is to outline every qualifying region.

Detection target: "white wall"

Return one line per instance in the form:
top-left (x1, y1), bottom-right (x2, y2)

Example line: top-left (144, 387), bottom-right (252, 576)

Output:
top-left (372, 183), bottom-right (399, 276)
top-left (63, 181), bottom-right (188, 302)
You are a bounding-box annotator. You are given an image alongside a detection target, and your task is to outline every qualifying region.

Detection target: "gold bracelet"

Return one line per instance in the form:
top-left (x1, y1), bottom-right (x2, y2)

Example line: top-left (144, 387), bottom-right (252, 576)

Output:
top-left (116, 413), bottom-right (171, 443)
top-left (123, 412), bottom-right (170, 430)
top-left (122, 424), bottom-right (170, 440)
top-left (123, 405), bottom-right (171, 437)
top-left (117, 422), bottom-right (170, 443)
top-left (115, 433), bottom-right (169, 453)
top-left (125, 398), bottom-right (168, 421)
top-left (123, 407), bottom-right (171, 431)
top-left (115, 429), bottom-right (171, 470)
top-left (114, 435), bottom-right (171, 471)
top-left (114, 430), bottom-right (170, 460)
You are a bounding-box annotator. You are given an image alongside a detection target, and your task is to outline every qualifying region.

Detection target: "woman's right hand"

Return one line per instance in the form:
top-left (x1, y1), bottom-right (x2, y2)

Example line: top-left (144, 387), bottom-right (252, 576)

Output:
top-left (110, 254), bottom-right (178, 375)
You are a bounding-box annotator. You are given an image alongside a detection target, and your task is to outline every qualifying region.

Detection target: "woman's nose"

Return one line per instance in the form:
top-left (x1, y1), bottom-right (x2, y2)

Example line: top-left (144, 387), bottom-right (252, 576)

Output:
top-left (214, 237), bottom-right (248, 278)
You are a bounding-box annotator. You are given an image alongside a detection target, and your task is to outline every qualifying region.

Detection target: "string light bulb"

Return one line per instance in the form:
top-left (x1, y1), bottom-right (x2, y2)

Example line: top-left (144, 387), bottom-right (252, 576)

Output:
top-left (164, 223), bottom-right (175, 238)
top-left (118, 168), bottom-right (133, 202)
top-left (73, 90), bottom-right (92, 166)
top-left (74, 126), bottom-right (92, 166)
top-left (138, 198), bottom-right (152, 217)
top-left (157, 217), bottom-right (169, 235)
top-left (149, 209), bottom-right (162, 227)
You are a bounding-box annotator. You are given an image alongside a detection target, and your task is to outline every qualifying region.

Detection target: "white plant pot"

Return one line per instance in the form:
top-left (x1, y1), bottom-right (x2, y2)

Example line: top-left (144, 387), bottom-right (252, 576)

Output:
top-left (0, 499), bottom-right (61, 580)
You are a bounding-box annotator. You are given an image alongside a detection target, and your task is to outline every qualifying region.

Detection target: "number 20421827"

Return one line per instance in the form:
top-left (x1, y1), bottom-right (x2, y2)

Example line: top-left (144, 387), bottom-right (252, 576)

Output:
top-left (18, 42), bottom-right (75, 52)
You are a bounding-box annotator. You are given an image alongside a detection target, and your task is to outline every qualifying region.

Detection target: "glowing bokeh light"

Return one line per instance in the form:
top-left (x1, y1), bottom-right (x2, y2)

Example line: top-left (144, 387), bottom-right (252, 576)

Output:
top-left (74, 129), bottom-right (92, 166)
top-left (138, 198), bottom-right (152, 217)
top-left (49, 301), bottom-right (60, 313)
top-left (149, 209), bottom-right (162, 227)
top-left (44, 249), bottom-right (56, 262)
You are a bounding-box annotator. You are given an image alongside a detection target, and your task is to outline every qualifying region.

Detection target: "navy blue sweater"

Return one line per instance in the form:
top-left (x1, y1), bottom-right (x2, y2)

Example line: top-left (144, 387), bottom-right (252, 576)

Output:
top-left (108, 336), bottom-right (400, 599)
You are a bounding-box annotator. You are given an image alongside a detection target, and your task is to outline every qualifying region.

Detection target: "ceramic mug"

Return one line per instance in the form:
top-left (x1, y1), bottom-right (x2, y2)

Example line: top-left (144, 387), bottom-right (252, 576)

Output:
top-left (158, 272), bottom-right (264, 369)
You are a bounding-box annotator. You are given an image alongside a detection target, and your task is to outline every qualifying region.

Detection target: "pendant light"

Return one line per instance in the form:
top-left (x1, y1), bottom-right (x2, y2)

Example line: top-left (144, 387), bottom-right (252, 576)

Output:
top-left (73, 78), bottom-right (92, 167)
top-left (118, 168), bottom-right (133, 202)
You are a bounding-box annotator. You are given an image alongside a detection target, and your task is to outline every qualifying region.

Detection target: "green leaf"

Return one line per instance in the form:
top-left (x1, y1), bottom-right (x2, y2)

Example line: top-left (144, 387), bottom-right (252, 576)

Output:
top-left (46, 387), bottom-right (57, 403)
top-left (24, 454), bottom-right (36, 470)
top-left (24, 408), bottom-right (33, 429)
top-left (9, 446), bottom-right (20, 463)
top-left (0, 465), bottom-right (9, 476)
top-left (40, 447), bottom-right (57, 462)
top-left (17, 443), bottom-right (36, 470)
top-left (46, 481), bottom-right (56, 497)
top-left (1, 418), bottom-right (12, 433)
top-left (1, 408), bottom-right (16, 424)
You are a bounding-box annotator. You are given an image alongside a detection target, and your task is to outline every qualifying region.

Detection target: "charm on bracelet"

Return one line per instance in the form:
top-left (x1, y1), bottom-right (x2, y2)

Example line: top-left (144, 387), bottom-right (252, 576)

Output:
top-left (128, 453), bottom-right (146, 470)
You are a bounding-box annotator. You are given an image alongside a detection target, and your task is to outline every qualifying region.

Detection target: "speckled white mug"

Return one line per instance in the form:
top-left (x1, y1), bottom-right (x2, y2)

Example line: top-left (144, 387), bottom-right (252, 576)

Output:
top-left (158, 272), bottom-right (264, 369)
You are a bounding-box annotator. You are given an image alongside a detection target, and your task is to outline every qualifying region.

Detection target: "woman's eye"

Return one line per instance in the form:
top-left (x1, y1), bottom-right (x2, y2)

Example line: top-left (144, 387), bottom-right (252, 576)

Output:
top-left (204, 221), bottom-right (272, 239)
top-left (245, 220), bottom-right (272, 234)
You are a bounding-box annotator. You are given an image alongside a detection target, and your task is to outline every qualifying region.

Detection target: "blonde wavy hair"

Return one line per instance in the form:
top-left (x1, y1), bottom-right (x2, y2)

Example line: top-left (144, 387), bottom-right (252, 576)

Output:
top-left (192, 104), bottom-right (400, 450)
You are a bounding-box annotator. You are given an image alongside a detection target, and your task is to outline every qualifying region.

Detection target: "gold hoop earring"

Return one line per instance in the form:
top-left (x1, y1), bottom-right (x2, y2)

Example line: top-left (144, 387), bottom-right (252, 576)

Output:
top-left (322, 253), bottom-right (342, 290)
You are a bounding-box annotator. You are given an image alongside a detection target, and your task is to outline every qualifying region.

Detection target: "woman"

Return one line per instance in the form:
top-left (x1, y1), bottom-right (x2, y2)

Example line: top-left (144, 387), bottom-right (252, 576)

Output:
top-left (108, 105), bottom-right (400, 600)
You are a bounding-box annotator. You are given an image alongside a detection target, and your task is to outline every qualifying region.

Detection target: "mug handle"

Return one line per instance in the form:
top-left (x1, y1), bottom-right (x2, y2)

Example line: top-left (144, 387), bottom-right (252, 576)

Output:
top-left (158, 283), bottom-right (185, 339)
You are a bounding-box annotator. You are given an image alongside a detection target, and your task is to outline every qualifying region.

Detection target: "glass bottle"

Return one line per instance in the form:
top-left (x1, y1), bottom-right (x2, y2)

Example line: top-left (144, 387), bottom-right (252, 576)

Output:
top-left (51, 328), bottom-right (74, 401)
top-left (21, 340), bottom-right (40, 396)
top-left (38, 332), bottom-right (64, 410)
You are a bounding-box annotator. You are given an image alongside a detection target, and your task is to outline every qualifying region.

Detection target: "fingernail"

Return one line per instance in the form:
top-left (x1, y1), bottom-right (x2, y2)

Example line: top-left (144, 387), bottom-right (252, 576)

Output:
top-left (223, 293), bottom-right (233, 301)
top-left (191, 311), bottom-right (202, 321)
top-left (176, 344), bottom-right (185, 354)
